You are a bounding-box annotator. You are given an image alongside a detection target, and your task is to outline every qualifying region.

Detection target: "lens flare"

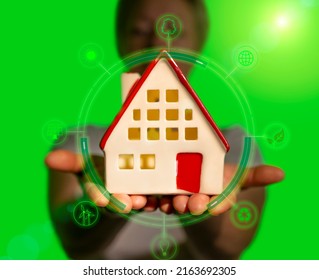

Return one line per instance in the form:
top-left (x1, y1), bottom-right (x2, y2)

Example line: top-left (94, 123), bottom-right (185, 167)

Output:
top-left (277, 16), bottom-right (289, 28)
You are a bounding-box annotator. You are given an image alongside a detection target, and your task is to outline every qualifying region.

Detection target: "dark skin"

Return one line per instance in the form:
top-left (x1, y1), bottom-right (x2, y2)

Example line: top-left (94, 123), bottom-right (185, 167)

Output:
top-left (118, 0), bottom-right (201, 75)
top-left (46, 0), bottom-right (284, 259)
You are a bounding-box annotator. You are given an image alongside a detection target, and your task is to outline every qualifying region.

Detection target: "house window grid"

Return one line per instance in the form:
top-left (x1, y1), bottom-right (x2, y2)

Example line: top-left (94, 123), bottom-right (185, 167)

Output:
top-left (141, 111), bottom-right (199, 141)
top-left (118, 154), bottom-right (157, 170)
top-left (140, 125), bottom-right (199, 141)
top-left (141, 88), bottom-right (200, 141)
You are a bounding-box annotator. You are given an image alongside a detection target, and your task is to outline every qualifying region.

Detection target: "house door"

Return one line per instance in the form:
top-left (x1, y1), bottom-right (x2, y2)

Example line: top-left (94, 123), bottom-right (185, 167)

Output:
top-left (176, 153), bottom-right (203, 193)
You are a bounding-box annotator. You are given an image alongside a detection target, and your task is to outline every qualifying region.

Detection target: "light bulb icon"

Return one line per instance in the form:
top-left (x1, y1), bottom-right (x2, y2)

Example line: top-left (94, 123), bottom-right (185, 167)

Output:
top-left (150, 234), bottom-right (178, 260)
top-left (159, 238), bottom-right (170, 257)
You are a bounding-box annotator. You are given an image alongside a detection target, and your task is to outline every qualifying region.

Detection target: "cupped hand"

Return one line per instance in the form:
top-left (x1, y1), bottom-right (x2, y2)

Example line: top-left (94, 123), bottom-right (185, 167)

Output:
top-left (172, 164), bottom-right (285, 216)
top-left (46, 150), bottom-right (284, 216)
top-left (45, 150), bottom-right (157, 213)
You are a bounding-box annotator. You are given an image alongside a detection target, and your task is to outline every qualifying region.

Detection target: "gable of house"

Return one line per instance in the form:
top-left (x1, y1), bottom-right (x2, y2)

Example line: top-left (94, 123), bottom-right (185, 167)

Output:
top-left (100, 51), bottom-right (229, 153)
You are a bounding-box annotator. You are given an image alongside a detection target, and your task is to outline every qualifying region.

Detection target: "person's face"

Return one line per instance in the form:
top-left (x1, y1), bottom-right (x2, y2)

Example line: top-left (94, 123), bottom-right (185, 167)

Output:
top-left (119, 0), bottom-right (201, 75)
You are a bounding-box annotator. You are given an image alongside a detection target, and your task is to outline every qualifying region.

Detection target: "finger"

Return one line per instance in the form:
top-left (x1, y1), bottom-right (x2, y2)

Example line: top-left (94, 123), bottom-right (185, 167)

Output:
top-left (242, 165), bottom-right (285, 188)
top-left (208, 192), bottom-right (237, 216)
top-left (109, 194), bottom-right (132, 213)
top-left (172, 195), bottom-right (189, 214)
top-left (144, 196), bottom-right (158, 212)
top-left (160, 196), bottom-right (173, 214)
top-left (45, 150), bottom-right (83, 173)
top-left (188, 194), bottom-right (210, 215)
top-left (85, 182), bottom-right (109, 207)
top-left (91, 155), bottom-right (105, 179)
top-left (131, 195), bottom-right (147, 210)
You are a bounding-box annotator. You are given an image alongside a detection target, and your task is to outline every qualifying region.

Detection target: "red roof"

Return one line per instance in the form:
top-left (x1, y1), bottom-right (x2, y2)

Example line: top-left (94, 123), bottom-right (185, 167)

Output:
top-left (100, 50), bottom-right (230, 152)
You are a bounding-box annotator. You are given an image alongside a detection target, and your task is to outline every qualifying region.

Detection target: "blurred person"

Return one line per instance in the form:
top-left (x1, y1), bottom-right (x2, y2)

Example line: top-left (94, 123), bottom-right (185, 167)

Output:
top-left (45, 0), bottom-right (284, 259)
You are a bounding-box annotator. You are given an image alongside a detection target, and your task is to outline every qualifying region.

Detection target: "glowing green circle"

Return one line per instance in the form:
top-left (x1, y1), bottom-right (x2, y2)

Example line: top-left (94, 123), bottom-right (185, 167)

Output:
top-left (77, 48), bottom-right (255, 228)
top-left (263, 122), bottom-right (290, 150)
top-left (72, 200), bottom-right (100, 228)
top-left (230, 201), bottom-right (259, 230)
top-left (150, 234), bottom-right (178, 260)
top-left (42, 119), bottom-right (67, 145)
top-left (155, 14), bottom-right (182, 41)
top-left (234, 45), bottom-right (258, 70)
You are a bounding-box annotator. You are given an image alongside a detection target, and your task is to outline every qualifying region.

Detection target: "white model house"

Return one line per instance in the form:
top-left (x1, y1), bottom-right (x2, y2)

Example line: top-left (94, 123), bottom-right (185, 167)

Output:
top-left (100, 50), bottom-right (230, 195)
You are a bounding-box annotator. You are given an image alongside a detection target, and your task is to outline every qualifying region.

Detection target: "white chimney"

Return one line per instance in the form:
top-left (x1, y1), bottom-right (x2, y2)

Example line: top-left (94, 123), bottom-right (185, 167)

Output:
top-left (121, 73), bottom-right (141, 103)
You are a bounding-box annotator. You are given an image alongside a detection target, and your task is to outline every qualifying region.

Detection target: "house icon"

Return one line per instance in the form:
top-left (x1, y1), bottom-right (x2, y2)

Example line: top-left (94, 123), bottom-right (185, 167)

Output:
top-left (100, 50), bottom-right (230, 195)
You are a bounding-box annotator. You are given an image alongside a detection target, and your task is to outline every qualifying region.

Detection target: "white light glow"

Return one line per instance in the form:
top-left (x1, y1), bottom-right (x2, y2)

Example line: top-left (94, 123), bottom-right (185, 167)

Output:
top-left (277, 16), bottom-right (289, 28)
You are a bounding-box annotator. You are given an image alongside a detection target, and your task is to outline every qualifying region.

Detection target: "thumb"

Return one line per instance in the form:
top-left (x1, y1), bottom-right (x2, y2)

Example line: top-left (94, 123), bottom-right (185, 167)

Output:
top-left (242, 165), bottom-right (285, 188)
top-left (45, 150), bottom-right (83, 173)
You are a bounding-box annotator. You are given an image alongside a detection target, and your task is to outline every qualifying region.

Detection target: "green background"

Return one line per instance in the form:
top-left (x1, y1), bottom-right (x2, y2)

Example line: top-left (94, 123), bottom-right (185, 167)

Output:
top-left (1, 0), bottom-right (319, 259)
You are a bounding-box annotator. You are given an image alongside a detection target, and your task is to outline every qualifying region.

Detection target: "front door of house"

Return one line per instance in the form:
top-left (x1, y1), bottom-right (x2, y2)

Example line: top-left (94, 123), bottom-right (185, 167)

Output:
top-left (176, 153), bottom-right (203, 193)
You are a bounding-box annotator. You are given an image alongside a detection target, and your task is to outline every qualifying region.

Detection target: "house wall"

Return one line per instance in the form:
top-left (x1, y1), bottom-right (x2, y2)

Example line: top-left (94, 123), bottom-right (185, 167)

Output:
top-left (104, 59), bottom-right (226, 195)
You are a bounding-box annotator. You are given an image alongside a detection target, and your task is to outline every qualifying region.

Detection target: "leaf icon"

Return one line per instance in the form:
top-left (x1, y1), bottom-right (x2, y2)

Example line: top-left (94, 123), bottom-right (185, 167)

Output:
top-left (274, 128), bottom-right (285, 143)
top-left (267, 138), bottom-right (274, 144)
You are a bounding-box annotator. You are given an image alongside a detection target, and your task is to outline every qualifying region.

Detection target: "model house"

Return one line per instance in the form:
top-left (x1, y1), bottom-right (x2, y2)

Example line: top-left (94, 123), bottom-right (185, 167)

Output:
top-left (100, 50), bottom-right (230, 195)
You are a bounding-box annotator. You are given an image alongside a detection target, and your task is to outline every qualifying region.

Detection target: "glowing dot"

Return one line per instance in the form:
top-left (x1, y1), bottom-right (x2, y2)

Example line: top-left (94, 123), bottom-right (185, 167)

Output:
top-left (79, 43), bottom-right (104, 68)
top-left (86, 50), bottom-right (96, 61)
top-left (277, 16), bottom-right (289, 28)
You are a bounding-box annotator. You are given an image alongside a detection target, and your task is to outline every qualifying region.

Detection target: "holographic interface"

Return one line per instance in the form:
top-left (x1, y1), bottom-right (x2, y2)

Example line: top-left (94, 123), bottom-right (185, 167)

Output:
top-left (44, 14), bottom-right (289, 260)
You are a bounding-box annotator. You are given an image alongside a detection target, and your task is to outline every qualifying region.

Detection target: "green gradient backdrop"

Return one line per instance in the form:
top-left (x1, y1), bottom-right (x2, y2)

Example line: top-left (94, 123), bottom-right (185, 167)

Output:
top-left (1, 0), bottom-right (319, 259)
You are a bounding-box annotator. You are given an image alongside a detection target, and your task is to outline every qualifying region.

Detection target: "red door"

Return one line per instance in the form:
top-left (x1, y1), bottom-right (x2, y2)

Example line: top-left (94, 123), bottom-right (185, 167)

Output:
top-left (176, 153), bottom-right (203, 193)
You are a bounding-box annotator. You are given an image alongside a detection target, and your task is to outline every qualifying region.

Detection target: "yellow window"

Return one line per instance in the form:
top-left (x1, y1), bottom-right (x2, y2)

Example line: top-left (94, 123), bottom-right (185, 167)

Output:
top-left (147, 109), bottom-right (160, 121)
top-left (166, 127), bottom-right (179, 140)
top-left (128, 128), bottom-right (140, 140)
top-left (147, 89), bottom-right (160, 102)
top-left (133, 109), bottom-right (141, 121)
top-left (147, 127), bottom-right (160, 140)
top-left (140, 154), bottom-right (155, 169)
top-left (185, 127), bottom-right (198, 140)
top-left (185, 109), bottom-right (193, 120)
top-left (166, 89), bottom-right (178, 102)
top-left (118, 154), bottom-right (134, 169)
top-left (166, 109), bottom-right (178, 120)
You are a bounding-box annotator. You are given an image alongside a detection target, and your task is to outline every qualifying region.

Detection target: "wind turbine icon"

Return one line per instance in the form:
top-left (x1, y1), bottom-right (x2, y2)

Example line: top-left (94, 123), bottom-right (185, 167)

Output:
top-left (78, 204), bottom-right (95, 226)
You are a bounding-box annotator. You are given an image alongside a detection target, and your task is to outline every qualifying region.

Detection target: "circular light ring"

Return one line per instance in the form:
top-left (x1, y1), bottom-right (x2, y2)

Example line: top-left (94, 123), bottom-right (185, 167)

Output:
top-left (230, 201), bottom-right (259, 230)
top-left (155, 14), bottom-right (182, 41)
top-left (76, 48), bottom-right (255, 228)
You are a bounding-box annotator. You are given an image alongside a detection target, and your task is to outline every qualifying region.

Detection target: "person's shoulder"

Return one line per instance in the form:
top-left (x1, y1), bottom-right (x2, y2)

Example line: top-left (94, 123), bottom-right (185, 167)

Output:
top-left (222, 126), bottom-right (262, 165)
top-left (222, 126), bottom-right (246, 140)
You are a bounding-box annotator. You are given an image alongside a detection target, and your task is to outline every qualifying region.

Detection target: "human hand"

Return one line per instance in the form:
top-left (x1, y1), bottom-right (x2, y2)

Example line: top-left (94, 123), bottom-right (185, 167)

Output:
top-left (46, 151), bottom-right (284, 216)
top-left (45, 150), bottom-right (158, 213)
top-left (169, 164), bottom-right (285, 216)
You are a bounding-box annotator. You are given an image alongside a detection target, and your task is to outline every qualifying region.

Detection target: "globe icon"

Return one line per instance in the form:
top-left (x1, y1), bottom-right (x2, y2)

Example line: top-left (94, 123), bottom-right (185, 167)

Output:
top-left (238, 50), bottom-right (254, 66)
